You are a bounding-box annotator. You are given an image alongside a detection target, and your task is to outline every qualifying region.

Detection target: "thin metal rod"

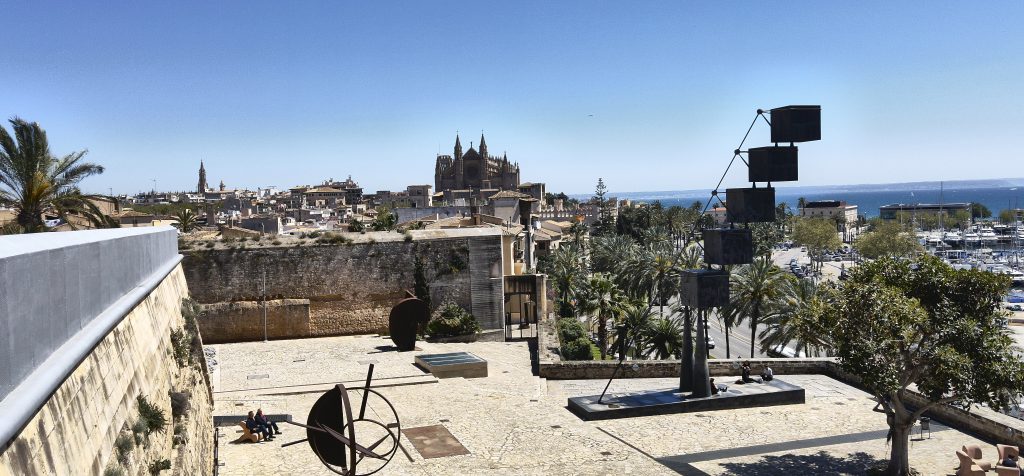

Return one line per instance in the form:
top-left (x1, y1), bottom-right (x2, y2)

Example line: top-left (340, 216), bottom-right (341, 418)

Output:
top-left (280, 438), bottom-right (308, 448)
top-left (359, 364), bottom-right (375, 419)
top-left (596, 328), bottom-right (640, 404)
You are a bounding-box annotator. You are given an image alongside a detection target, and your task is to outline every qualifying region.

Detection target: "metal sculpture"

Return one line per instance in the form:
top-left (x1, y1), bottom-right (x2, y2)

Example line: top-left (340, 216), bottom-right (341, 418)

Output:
top-left (747, 146), bottom-right (798, 182)
top-left (388, 297), bottom-right (428, 351)
top-left (282, 365), bottom-right (402, 475)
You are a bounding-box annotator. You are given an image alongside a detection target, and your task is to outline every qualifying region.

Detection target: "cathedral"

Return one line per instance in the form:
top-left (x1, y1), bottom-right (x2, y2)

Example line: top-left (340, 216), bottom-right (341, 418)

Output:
top-left (434, 133), bottom-right (520, 192)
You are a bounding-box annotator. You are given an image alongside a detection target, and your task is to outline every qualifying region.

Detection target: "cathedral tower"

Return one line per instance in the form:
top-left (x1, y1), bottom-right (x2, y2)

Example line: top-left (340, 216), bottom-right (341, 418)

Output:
top-left (197, 160), bottom-right (207, 193)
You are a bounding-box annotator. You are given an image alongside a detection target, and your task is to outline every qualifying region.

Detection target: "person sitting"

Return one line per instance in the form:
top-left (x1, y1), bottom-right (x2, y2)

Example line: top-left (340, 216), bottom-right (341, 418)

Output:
top-left (1003, 456), bottom-right (1017, 468)
top-left (736, 362), bottom-right (761, 384)
top-left (256, 408), bottom-right (281, 435)
top-left (710, 378), bottom-right (719, 395)
top-left (761, 365), bottom-right (774, 382)
top-left (246, 411), bottom-right (272, 441)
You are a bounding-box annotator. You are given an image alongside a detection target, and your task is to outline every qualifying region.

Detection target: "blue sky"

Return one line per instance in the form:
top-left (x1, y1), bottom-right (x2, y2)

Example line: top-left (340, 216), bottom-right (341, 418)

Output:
top-left (1, 2), bottom-right (1022, 195)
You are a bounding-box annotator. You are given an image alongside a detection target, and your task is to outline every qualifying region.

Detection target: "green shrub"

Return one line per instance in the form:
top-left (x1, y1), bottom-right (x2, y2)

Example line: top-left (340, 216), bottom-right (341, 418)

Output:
top-left (137, 396), bottom-right (167, 436)
top-left (426, 302), bottom-right (480, 338)
top-left (204, 241), bottom-right (214, 249)
top-left (148, 459), bottom-right (171, 475)
top-left (271, 239), bottom-right (281, 245)
top-left (556, 318), bottom-right (587, 342)
top-left (307, 231), bottom-right (322, 239)
top-left (169, 391), bottom-right (190, 420)
top-left (560, 337), bottom-right (595, 360)
top-left (104, 466), bottom-right (126, 476)
top-left (170, 328), bottom-right (190, 367)
top-left (316, 233), bottom-right (349, 245)
top-left (113, 433), bottom-right (134, 465)
top-left (132, 420), bottom-right (147, 445)
top-left (403, 232), bottom-right (413, 242)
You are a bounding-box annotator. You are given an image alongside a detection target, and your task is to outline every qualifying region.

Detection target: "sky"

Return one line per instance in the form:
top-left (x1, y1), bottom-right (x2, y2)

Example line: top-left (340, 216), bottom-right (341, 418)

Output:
top-left (1, 2), bottom-right (1022, 196)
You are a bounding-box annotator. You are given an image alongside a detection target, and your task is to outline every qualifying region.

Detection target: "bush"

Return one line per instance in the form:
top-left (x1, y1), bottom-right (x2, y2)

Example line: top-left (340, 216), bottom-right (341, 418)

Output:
top-left (148, 459), bottom-right (171, 475)
top-left (137, 396), bottom-right (167, 436)
top-left (426, 302), bottom-right (480, 338)
top-left (104, 466), bottom-right (126, 476)
top-left (170, 328), bottom-right (190, 367)
top-left (557, 318), bottom-right (587, 342)
top-left (113, 433), bottom-right (134, 465)
top-left (403, 232), bottom-right (413, 242)
top-left (204, 241), bottom-right (214, 248)
top-left (307, 231), bottom-right (322, 239)
top-left (169, 391), bottom-right (190, 420)
top-left (560, 337), bottom-right (595, 360)
top-left (132, 420), bottom-right (147, 445)
top-left (271, 239), bottom-right (281, 245)
top-left (316, 233), bottom-right (349, 245)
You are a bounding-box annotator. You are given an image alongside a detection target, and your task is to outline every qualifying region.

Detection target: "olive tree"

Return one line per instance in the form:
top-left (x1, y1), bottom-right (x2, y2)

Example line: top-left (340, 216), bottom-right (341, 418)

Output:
top-left (790, 217), bottom-right (841, 271)
top-left (853, 220), bottom-right (922, 259)
top-left (821, 255), bottom-right (1023, 475)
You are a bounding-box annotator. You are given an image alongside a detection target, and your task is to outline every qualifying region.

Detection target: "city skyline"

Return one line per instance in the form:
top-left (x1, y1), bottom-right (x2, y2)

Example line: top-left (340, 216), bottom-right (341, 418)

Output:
top-left (2, 1), bottom-right (1023, 195)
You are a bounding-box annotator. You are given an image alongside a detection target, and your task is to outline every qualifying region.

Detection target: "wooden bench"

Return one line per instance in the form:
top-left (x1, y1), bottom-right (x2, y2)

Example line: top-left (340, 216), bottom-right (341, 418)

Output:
top-left (238, 421), bottom-right (263, 443)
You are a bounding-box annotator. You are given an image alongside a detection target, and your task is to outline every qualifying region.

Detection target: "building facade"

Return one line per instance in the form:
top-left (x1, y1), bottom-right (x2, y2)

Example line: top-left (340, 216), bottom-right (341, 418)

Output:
top-left (435, 133), bottom-right (520, 193)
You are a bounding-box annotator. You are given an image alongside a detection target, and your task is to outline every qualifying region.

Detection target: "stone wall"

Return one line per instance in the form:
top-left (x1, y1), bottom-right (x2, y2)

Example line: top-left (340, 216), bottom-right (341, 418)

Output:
top-left (182, 229), bottom-right (504, 339)
top-left (0, 265), bottom-right (214, 476)
top-left (197, 299), bottom-right (311, 344)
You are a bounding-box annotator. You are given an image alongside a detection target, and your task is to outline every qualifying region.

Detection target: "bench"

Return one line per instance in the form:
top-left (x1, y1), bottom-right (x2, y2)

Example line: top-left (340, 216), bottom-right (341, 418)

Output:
top-left (238, 421), bottom-right (263, 443)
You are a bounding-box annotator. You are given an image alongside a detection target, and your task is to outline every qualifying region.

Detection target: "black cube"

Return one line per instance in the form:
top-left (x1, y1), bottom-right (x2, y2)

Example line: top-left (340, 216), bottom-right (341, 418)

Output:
top-left (770, 105), bottom-right (821, 143)
top-left (679, 269), bottom-right (730, 309)
top-left (703, 228), bottom-right (754, 265)
top-left (726, 187), bottom-right (776, 223)
top-left (748, 146), bottom-right (798, 183)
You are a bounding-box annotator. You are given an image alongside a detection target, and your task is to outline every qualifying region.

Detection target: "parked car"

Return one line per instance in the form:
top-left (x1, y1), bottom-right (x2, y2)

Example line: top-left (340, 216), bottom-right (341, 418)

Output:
top-left (706, 337), bottom-right (716, 349)
top-left (1007, 304), bottom-right (1023, 312)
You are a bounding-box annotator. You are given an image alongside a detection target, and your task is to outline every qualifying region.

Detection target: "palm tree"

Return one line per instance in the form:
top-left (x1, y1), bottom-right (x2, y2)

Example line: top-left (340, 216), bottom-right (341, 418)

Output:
top-left (548, 246), bottom-right (587, 317)
top-left (174, 208), bottom-right (199, 233)
top-left (611, 302), bottom-right (655, 358)
top-left (590, 234), bottom-right (637, 274)
top-left (716, 300), bottom-right (741, 358)
top-left (0, 117), bottom-right (108, 233)
top-left (645, 316), bottom-right (682, 359)
top-left (619, 241), bottom-right (679, 316)
top-left (580, 273), bottom-right (626, 359)
top-left (729, 256), bottom-right (788, 358)
top-left (759, 277), bottom-right (831, 357)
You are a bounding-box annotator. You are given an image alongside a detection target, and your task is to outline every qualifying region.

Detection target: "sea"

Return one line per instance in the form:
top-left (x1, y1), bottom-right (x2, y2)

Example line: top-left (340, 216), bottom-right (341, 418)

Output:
top-left (607, 184), bottom-right (1024, 219)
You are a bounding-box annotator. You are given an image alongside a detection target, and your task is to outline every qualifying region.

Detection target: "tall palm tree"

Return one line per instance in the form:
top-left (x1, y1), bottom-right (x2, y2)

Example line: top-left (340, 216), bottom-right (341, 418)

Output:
top-left (0, 117), bottom-right (108, 233)
top-left (729, 256), bottom-right (788, 358)
top-left (580, 273), bottom-right (626, 359)
top-left (548, 246), bottom-right (587, 318)
top-left (619, 241), bottom-right (679, 316)
top-left (590, 234), bottom-right (637, 274)
top-left (759, 277), bottom-right (831, 357)
top-left (716, 300), bottom-right (741, 358)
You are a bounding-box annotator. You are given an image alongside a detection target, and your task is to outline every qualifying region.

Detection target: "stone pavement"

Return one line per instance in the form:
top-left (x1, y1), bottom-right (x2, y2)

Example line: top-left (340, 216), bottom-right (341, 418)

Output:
top-left (211, 336), bottom-right (997, 475)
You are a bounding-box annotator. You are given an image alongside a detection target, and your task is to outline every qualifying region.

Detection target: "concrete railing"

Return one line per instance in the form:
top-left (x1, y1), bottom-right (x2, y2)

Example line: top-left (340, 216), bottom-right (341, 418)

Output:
top-left (0, 227), bottom-right (180, 445)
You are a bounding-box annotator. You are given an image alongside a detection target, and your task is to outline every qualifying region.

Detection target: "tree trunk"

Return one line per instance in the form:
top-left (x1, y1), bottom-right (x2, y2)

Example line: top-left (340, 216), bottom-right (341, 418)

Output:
top-left (885, 421), bottom-right (913, 475)
top-left (598, 314), bottom-right (608, 360)
top-left (679, 307), bottom-right (693, 392)
top-left (749, 308), bottom-right (759, 358)
top-left (725, 325), bottom-right (731, 358)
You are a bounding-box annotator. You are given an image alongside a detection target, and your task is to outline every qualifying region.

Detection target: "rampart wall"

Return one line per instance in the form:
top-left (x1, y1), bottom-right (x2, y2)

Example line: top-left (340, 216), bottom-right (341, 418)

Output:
top-left (182, 229), bottom-right (505, 340)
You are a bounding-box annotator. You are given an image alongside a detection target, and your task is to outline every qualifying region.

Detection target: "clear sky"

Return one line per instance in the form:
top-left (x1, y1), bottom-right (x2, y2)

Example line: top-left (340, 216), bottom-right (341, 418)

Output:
top-left (1, 2), bottom-right (1022, 196)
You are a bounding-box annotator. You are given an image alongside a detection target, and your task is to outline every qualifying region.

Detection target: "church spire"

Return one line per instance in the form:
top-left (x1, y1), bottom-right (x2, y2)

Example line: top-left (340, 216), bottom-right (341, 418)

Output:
top-left (454, 133), bottom-right (463, 160)
top-left (197, 160), bottom-right (208, 193)
top-left (479, 132), bottom-right (488, 158)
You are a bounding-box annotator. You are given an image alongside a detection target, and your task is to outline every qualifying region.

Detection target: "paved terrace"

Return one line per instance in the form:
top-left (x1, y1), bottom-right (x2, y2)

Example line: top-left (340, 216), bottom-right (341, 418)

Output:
top-left (211, 336), bottom-right (994, 475)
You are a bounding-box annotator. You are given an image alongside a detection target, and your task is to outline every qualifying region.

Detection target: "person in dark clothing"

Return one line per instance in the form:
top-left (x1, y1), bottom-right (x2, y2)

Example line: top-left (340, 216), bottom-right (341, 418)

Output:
top-left (256, 408), bottom-right (281, 435)
top-left (246, 411), bottom-right (272, 441)
top-left (736, 362), bottom-right (761, 384)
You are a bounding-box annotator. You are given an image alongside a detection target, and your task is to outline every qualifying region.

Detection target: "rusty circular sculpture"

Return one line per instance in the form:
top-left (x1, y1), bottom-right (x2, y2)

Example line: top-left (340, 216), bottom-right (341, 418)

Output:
top-left (302, 368), bottom-right (401, 475)
top-left (388, 297), bottom-right (428, 351)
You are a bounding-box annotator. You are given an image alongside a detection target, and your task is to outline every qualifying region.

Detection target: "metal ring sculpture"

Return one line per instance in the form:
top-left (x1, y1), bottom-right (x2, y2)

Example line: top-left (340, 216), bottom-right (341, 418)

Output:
top-left (283, 365), bottom-right (402, 475)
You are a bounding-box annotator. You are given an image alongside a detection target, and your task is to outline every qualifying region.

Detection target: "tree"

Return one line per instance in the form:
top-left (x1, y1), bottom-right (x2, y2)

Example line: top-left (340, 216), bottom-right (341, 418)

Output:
top-left (729, 256), bottom-right (787, 358)
top-left (590, 234), bottom-right (637, 274)
top-left (758, 277), bottom-right (830, 357)
top-left (611, 302), bottom-right (655, 358)
top-left (791, 217), bottom-right (842, 272)
top-left (349, 217), bottom-right (365, 232)
top-left (853, 221), bottom-right (922, 260)
top-left (592, 178), bottom-right (615, 236)
top-left (820, 255), bottom-right (1023, 475)
top-left (579, 273), bottom-right (626, 359)
top-left (174, 209), bottom-right (198, 233)
top-left (548, 246), bottom-right (587, 318)
top-left (618, 241), bottom-right (679, 316)
top-left (645, 316), bottom-right (682, 359)
top-left (370, 207), bottom-right (397, 231)
top-left (970, 202), bottom-right (992, 219)
top-left (0, 117), bottom-right (109, 232)
top-left (998, 209), bottom-right (1021, 224)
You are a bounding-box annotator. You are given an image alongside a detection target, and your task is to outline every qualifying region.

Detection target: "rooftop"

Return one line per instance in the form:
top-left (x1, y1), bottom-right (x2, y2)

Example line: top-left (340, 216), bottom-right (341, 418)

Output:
top-left (209, 336), bottom-right (989, 476)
